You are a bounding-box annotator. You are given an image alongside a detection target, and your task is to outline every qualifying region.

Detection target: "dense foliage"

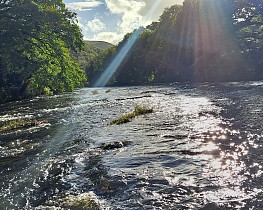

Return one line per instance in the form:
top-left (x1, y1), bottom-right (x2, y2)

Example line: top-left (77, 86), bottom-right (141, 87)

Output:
top-left (87, 0), bottom-right (263, 86)
top-left (76, 41), bottom-right (114, 86)
top-left (0, 0), bottom-right (86, 103)
top-left (85, 46), bottom-right (117, 86)
top-left (76, 41), bottom-right (102, 72)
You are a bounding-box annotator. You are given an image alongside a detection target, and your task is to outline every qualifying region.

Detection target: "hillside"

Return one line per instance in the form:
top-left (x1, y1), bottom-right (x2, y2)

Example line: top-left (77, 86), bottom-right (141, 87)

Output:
top-left (84, 40), bottom-right (114, 50)
top-left (77, 41), bottom-right (110, 70)
top-left (76, 40), bottom-right (115, 86)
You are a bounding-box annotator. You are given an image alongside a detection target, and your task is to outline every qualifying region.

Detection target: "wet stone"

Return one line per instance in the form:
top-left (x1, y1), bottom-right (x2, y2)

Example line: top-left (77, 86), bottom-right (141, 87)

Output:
top-left (200, 202), bottom-right (224, 210)
top-left (100, 141), bottom-right (129, 150)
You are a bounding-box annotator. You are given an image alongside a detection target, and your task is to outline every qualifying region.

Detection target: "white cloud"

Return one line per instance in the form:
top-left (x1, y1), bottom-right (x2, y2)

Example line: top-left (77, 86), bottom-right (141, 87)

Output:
top-left (77, 0), bottom-right (184, 44)
top-left (102, 0), bottom-right (144, 43)
top-left (77, 16), bottom-right (85, 28)
top-left (138, 0), bottom-right (184, 22)
top-left (66, 0), bottom-right (102, 11)
top-left (106, 0), bottom-right (144, 32)
top-left (103, 0), bottom-right (183, 41)
top-left (87, 18), bottom-right (106, 32)
top-left (105, 0), bottom-right (145, 15)
top-left (77, 17), bottom-right (90, 38)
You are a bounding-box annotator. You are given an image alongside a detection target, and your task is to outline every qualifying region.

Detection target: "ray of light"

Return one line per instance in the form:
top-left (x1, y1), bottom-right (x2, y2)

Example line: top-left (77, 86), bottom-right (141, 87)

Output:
top-left (94, 27), bottom-right (143, 87)
top-left (93, 0), bottom-right (163, 87)
top-left (192, 0), bottom-right (245, 81)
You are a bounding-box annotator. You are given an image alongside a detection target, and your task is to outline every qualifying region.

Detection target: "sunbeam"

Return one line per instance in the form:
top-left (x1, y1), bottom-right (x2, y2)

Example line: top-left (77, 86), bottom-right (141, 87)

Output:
top-left (93, 0), bottom-right (163, 87)
top-left (192, 0), bottom-right (248, 81)
top-left (94, 27), bottom-right (143, 87)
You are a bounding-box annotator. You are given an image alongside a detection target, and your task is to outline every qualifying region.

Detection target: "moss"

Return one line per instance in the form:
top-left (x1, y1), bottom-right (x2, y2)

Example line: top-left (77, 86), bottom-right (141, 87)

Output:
top-left (110, 104), bottom-right (153, 125)
top-left (0, 119), bottom-right (43, 133)
top-left (63, 194), bottom-right (100, 210)
top-left (91, 90), bottom-right (99, 95)
top-left (110, 113), bottom-right (133, 125)
top-left (133, 104), bottom-right (154, 115)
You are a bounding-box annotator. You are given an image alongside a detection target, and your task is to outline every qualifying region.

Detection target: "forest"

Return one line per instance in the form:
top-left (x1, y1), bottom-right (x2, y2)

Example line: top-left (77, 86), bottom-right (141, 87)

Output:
top-left (1, 0), bottom-right (263, 103)
top-left (86, 0), bottom-right (263, 86)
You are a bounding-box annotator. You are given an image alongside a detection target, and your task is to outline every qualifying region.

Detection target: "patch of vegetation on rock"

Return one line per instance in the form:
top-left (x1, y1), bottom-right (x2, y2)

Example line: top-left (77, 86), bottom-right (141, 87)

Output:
top-left (91, 90), bottom-right (99, 95)
top-left (0, 119), bottom-right (46, 133)
top-left (62, 193), bottom-right (100, 210)
top-left (110, 104), bottom-right (153, 125)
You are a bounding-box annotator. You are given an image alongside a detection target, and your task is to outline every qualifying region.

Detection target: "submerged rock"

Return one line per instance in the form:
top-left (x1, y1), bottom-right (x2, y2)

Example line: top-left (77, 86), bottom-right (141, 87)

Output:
top-left (100, 141), bottom-right (129, 150)
top-left (62, 193), bottom-right (100, 210)
top-left (39, 193), bottom-right (101, 210)
top-left (200, 203), bottom-right (224, 210)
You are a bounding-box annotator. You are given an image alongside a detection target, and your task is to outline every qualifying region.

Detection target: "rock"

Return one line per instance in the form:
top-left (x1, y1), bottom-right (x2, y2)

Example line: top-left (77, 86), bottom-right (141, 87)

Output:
top-left (200, 203), bottom-right (224, 210)
top-left (63, 194), bottom-right (100, 210)
top-left (100, 141), bottom-right (128, 150)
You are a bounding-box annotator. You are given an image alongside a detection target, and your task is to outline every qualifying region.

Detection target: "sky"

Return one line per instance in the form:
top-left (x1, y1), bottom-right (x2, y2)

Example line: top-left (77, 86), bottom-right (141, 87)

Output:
top-left (63, 0), bottom-right (184, 45)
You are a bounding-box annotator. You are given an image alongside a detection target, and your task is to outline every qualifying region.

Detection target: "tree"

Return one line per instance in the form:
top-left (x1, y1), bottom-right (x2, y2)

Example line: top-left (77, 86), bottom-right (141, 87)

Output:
top-left (86, 0), bottom-right (263, 87)
top-left (0, 0), bottom-right (86, 103)
top-left (231, 0), bottom-right (263, 78)
top-left (85, 46), bottom-right (116, 86)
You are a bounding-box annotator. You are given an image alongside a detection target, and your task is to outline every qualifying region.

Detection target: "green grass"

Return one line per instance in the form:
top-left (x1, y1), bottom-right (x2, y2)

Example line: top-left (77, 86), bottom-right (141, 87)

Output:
top-left (110, 104), bottom-right (154, 125)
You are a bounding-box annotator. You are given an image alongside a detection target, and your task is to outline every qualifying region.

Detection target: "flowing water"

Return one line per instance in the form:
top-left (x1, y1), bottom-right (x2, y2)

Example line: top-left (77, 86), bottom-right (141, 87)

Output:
top-left (0, 82), bottom-right (263, 209)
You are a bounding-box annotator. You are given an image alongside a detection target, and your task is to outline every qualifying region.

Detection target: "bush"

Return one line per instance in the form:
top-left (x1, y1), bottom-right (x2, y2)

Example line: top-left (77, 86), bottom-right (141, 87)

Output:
top-left (43, 87), bottom-right (53, 96)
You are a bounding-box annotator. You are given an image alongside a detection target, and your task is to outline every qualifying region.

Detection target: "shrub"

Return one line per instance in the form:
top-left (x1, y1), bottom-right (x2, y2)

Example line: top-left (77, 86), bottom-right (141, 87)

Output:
top-left (43, 87), bottom-right (53, 96)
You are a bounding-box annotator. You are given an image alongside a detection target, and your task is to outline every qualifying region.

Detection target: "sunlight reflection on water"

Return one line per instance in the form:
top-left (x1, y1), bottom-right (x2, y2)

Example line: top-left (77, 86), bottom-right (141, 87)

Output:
top-left (167, 94), bottom-right (263, 207)
top-left (100, 87), bottom-right (263, 209)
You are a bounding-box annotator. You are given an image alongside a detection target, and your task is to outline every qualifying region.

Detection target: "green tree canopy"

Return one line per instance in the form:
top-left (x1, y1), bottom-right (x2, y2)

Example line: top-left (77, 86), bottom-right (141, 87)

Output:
top-left (231, 0), bottom-right (263, 77)
top-left (0, 0), bottom-right (86, 103)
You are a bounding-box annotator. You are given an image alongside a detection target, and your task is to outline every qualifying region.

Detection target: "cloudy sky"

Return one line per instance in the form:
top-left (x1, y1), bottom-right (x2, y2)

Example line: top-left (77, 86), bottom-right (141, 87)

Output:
top-left (63, 0), bottom-right (184, 45)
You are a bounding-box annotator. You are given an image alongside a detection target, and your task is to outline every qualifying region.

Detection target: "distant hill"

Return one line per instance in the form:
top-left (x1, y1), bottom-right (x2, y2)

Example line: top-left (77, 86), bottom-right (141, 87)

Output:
top-left (84, 40), bottom-right (114, 50)
top-left (76, 40), bottom-right (114, 76)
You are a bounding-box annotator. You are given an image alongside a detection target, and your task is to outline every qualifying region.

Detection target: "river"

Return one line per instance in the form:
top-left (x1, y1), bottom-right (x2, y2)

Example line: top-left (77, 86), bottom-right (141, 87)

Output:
top-left (0, 81), bottom-right (263, 209)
